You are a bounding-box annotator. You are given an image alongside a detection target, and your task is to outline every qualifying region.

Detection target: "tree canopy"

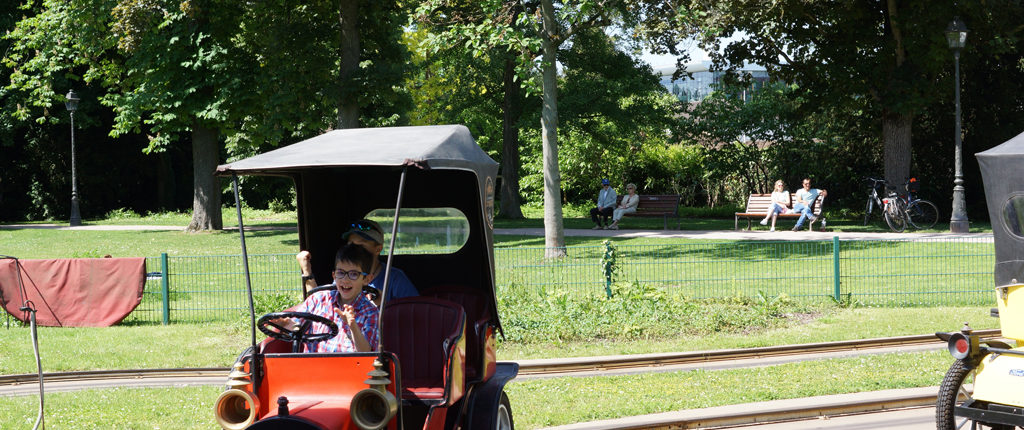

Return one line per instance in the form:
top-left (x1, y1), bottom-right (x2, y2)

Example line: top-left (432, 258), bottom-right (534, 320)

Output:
top-left (2, 0), bottom-right (1022, 234)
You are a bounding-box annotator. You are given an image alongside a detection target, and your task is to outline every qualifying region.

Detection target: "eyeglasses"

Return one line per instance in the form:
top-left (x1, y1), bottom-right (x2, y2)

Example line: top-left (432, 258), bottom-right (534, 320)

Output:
top-left (333, 269), bottom-right (367, 280)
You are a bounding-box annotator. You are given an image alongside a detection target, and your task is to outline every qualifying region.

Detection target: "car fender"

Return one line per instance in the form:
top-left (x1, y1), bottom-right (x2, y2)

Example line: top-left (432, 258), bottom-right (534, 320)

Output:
top-left (466, 362), bottom-right (518, 429)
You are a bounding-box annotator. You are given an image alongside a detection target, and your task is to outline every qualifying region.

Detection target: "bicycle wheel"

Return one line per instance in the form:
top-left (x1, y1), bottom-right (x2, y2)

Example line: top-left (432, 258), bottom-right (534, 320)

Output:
top-left (907, 200), bottom-right (939, 230)
top-left (863, 198), bottom-right (873, 226)
top-left (884, 201), bottom-right (906, 232)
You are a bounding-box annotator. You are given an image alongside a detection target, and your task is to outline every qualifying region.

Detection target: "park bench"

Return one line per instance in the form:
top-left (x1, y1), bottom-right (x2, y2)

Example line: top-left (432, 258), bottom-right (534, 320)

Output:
top-left (734, 193), bottom-right (826, 230)
top-left (615, 194), bottom-right (681, 230)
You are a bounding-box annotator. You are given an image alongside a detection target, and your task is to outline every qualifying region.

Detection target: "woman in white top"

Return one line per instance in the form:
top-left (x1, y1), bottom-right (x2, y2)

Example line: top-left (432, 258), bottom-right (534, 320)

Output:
top-left (760, 180), bottom-right (792, 231)
top-left (608, 183), bottom-right (639, 230)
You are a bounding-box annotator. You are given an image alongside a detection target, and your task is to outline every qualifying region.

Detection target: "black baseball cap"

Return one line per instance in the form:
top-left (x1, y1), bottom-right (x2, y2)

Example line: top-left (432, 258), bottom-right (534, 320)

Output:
top-left (342, 219), bottom-right (384, 244)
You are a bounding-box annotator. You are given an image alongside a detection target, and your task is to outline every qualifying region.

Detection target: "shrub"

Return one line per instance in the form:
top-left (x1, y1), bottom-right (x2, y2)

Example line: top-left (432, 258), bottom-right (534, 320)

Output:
top-left (497, 282), bottom-right (819, 345)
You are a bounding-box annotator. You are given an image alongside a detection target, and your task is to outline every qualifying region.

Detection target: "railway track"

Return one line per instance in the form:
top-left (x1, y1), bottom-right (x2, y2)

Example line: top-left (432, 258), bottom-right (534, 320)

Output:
top-left (0, 329), bottom-right (1000, 387)
top-left (540, 387), bottom-right (942, 429)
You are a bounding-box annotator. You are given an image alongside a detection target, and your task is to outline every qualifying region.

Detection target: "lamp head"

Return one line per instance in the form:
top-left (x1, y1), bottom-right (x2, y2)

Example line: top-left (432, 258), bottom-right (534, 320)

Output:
top-left (65, 90), bottom-right (79, 112)
top-left (945, 17), bottom-right (969, 51)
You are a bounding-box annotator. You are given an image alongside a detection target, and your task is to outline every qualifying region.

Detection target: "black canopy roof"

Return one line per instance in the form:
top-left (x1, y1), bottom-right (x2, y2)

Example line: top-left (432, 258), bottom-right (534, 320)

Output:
top-left (216, 125), bottom-right (496, 175)
top-left (977, 130), bottom-right (1024, 287)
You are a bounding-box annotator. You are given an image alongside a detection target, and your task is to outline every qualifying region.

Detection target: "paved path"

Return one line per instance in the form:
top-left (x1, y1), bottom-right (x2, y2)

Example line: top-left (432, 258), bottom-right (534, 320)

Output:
top-left (0, 223), bottom-right (992, 241)
top-left (494, 228), bottom-right (991, 241)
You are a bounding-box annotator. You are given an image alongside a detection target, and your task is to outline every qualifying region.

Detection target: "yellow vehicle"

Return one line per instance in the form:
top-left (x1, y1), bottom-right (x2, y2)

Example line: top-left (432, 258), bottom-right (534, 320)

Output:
top-left (936, 132), bottom-right (1024, 429)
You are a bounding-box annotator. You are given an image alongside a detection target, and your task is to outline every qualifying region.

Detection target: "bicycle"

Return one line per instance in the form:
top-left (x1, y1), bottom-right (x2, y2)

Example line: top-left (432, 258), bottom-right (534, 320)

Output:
top-left (900, 177), bottom-right (940, 230)
top-left (863, 177), bottom-right (889, 226)
top-left (863, 176), bottom-right (939, 232)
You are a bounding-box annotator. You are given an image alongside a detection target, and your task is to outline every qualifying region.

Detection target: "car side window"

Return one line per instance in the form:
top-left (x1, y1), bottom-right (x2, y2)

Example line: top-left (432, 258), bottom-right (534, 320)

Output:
top-left (365, 208), bottom-right (470, 255)
top-left (1003, 194), bottom-right (1024, 238)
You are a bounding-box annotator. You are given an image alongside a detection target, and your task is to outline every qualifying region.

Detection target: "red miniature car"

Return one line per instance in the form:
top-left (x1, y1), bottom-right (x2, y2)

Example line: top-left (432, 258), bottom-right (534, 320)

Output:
top-left (213, 125), bottom-right (516, 430)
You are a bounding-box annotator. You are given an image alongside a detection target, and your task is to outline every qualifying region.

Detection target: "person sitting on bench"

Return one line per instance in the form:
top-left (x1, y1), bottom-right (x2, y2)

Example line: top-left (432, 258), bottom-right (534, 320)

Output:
top-left (608, 183), bottom-right (639, 230)
top-left (792, 178), bottom-right (827, 232)
top-left (590, 178), bottom-right (617, 230)
top-left (759, 179), bottom-right (792, 232)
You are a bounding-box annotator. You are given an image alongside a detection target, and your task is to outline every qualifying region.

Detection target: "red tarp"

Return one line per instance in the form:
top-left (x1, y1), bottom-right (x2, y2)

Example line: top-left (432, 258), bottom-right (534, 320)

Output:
top-left (0, 258), bottom-right (146, 327)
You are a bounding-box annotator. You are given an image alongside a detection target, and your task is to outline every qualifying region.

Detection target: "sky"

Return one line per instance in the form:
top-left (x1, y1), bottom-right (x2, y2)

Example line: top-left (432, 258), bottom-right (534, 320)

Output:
top-left (638, 33), bottom-right (747, 69)
top-left (640, 44), bottom-right (710, 69)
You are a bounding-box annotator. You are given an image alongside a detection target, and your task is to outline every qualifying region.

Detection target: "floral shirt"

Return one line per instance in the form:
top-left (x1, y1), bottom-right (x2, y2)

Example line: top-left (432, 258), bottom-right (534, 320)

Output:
top-left (294, 289), bottom-right (378, 353)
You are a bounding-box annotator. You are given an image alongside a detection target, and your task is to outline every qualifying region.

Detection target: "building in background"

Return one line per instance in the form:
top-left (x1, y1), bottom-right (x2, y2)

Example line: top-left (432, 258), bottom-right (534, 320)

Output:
top-left (657, 61), bottom-right (769, 102)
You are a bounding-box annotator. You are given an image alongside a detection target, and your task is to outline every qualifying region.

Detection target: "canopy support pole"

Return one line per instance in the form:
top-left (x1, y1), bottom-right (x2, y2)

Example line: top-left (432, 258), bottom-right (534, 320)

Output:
top-left (232, 175), bottom-right (261, 390)
top-left (376, 166), bottom-right (408, 352)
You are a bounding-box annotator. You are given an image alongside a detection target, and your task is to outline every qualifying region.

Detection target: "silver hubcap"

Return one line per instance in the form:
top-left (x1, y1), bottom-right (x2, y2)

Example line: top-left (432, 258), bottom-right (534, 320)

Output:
top-left (496, 403), bottom-right (512, 430)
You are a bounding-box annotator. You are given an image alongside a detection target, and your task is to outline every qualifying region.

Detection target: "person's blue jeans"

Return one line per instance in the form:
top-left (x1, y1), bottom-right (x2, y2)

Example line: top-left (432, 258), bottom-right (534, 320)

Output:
top-left (793, 203), bottom-right (815, 227)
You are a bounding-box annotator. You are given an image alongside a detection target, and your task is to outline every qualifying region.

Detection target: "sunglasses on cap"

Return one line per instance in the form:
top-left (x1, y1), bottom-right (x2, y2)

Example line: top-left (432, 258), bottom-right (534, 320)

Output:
top-left (350, 222), bottom-right (377, 232)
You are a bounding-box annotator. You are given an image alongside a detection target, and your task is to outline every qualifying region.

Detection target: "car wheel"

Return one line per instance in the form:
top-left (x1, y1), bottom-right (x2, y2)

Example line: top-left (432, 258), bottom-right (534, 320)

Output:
top-left (496, 391), bottom-right (514, 430)
top-left (936, 359), bottom-right (1013, 430)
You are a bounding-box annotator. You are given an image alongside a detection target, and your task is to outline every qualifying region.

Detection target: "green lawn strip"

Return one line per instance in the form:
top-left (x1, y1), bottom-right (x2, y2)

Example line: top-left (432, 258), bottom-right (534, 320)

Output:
top-left (498, 306), bottom-right (997, 359)
top-left (74, 207), bottom-right (296, 227)
top-left (0, 323), bottom-right (249, 374)
top-left (506, 350), bottom-right (952, 429)
top-left (1, 205), bottom-right (993, 234)
top-left (0, 228), bottom-right (298, 259)
top-left (0, 386), bottom-right (221, 430)
top-left (0, 306), bottom-right (994, 374)
top-left (2, 226), bottom-right (748, 260)
top-left (0, 351), bottom-right (953, 429)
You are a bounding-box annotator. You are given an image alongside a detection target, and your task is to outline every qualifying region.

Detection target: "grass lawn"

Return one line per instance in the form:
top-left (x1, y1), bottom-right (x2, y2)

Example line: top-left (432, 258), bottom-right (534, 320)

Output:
top-left (0, 210), bottom-right (1000, 428)
top-left (1, 204), bottom-right (992, 233)
top-left (0, 306), bottom-right (997, 374)
top-left (0, 350), bottom-right (956, 429)
top-left (505, 350), bottom-right (954, 429)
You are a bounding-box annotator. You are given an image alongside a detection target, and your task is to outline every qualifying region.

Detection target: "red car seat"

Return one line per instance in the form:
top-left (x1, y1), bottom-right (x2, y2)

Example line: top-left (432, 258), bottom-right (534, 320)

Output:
top-left (381, 296), bottom-right (467, 405)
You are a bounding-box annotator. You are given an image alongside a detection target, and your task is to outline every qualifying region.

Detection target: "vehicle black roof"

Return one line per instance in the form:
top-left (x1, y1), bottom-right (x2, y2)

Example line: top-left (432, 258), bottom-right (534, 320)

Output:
top-left (216, 125), bottom-right (496, 176)
top-left (977, 130), bottom-right (1024, 287)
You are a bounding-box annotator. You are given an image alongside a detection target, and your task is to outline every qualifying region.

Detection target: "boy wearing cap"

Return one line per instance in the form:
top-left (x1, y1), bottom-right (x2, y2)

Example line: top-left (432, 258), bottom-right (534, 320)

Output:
top-left (589, 179), bottom-right (617, 229)
top-left (297, 219), bottom-right (418, 305)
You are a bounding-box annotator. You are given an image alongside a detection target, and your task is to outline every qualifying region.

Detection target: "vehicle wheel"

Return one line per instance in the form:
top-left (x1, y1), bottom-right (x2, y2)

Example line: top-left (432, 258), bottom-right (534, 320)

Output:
top-left (936, 359), bottom-right (1014, 430)
top-left (907, 200), bottom-right (939, 230)
top-left (863, 199), bottom-right (873, 226)
top-left (884, 202), bottom-right (906, 232)
top-left (496, 391), bottom-right (514, 430)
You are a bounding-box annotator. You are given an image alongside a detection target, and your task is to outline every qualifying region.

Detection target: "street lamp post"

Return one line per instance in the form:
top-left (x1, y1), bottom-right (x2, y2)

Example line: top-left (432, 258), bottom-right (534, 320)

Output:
top-left (946, 17), bottom-right (969, 233)
top-left (65, 90), bottom-right (81, 226)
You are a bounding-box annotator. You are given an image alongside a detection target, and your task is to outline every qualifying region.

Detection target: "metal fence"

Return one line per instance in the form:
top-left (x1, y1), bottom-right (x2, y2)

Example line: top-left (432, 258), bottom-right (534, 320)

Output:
top-left (126, 236), bottom-right (996, 324)
top-left (497, 236), bottom-right (995, 306)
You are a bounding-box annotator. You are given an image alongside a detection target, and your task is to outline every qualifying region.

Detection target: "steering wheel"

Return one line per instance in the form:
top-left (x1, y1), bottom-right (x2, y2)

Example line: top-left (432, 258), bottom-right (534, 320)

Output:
top-left (257, 311), bottom-right (339, 353)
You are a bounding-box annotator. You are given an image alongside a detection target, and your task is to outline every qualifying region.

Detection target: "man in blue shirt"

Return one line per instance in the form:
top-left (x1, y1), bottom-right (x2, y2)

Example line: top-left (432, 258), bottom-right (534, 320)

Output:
top-left (589, 179), bottom-right (617, 230)
top-left (297, 219), bottom-right (418, 305)
top-left (792, 178), bottom-right (827, 231)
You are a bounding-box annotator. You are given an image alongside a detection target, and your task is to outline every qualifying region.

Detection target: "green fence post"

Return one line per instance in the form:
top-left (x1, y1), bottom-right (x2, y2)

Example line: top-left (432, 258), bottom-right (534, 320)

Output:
top-left (832, 236), bottom-right (841, 302)
top-left (161, 252), bottom-right (170, 325)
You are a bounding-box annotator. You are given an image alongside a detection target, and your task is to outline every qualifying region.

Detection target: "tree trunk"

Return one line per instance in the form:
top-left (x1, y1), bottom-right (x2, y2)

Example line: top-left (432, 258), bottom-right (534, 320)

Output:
top-left (186, 121), bottom-right (222, 232)
top-left (499, 56), bottom-right (524, 219)
top-left (540, 0), bottom-right (565, 258)
top-left (882, 109), bottom-right (912, 192)
top-left (337, 0), bottom-right (360, 129)
top-left (881, 0), bottom-right (911, 192)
